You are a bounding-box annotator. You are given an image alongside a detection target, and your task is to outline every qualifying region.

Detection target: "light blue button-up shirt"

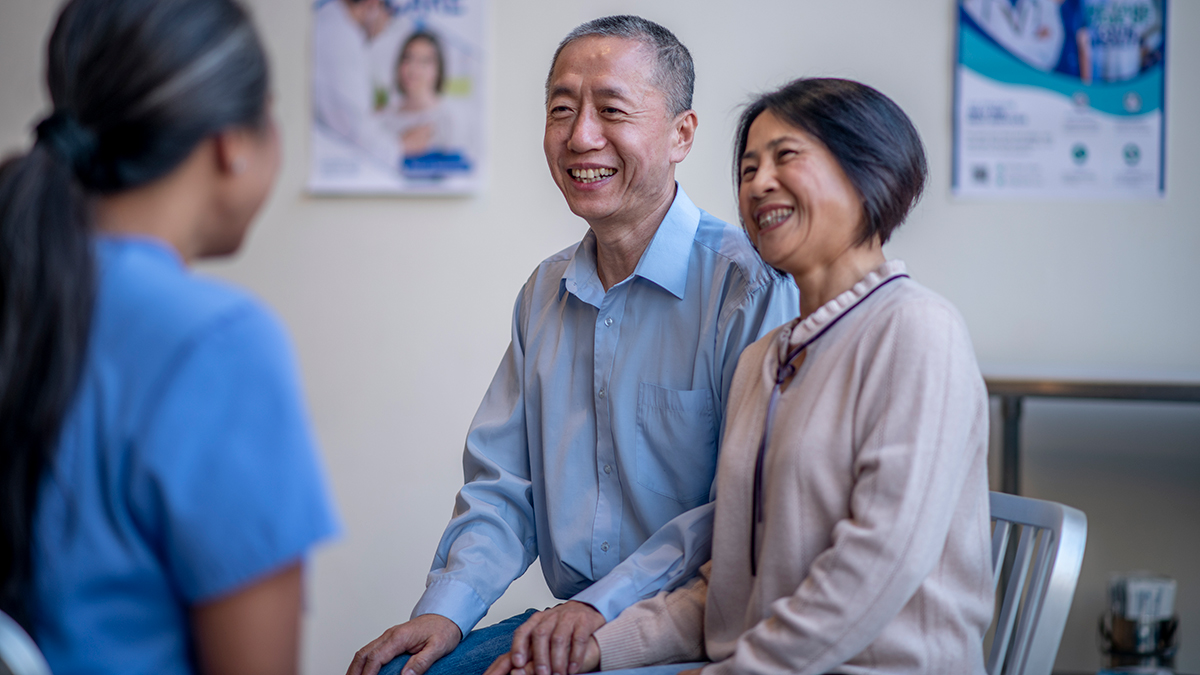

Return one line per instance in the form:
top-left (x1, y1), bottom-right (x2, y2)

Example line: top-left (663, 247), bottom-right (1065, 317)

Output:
top-left (412, 187), bottom-right (798, 634)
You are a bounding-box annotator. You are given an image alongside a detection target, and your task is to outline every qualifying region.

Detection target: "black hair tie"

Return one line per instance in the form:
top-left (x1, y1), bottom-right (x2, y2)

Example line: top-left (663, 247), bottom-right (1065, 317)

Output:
top-left (35, 111), bottom-right (98, 176)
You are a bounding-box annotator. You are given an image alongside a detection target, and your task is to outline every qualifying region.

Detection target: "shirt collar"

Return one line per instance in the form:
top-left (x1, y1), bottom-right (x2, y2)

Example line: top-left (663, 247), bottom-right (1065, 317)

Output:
top-left (778, 259), bottom-right (909, 357)
top-left (96, 233), bottom-right (184, 267)
top-left (559, 184), bottom-right (700, 303)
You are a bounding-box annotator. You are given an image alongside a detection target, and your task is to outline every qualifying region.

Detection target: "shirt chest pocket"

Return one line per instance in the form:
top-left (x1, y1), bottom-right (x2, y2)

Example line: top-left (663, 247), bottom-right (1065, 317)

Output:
top-left (634, 383), bottom-right (719, 504)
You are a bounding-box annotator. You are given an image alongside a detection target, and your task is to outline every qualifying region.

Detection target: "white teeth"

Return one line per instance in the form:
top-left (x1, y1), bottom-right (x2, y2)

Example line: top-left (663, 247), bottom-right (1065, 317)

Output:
top-left (570, 168), bottom-right (616, 183)
top-left (757, 207), bottom-right (794, 228)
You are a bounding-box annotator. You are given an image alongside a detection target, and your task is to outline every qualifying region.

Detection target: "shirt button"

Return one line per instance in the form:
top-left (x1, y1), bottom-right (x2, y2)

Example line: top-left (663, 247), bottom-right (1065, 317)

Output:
top-left (604, 317), bottom-right (614, 327)
top-left (604, 464), bottom-right (612, 475)
top-left (600, 541), bottom-right (610, 552)
top-left (598, 389), bottom-right (606, 399)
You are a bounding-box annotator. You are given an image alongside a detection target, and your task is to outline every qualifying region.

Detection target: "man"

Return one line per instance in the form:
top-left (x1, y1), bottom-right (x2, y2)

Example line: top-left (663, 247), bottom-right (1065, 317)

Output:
top-left (312, 0), bottom-right (399, 167)
top-left (347, 15), bottom-right (797, 675)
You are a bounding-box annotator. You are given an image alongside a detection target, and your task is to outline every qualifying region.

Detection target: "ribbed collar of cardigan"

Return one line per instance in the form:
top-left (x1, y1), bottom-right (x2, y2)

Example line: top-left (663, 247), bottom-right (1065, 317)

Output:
top-left (778, 259), bottom-right (909, 358)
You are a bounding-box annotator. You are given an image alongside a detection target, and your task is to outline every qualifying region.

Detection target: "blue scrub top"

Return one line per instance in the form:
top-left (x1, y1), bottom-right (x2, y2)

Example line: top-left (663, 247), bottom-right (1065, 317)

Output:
top-left (31, 236), bottom-right (340, 675)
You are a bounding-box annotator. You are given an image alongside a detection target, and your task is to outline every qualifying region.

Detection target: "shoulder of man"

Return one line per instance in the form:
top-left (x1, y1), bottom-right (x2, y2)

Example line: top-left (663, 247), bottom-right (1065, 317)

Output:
top-left (500, 239), bottom-right (584, 328)
top-left (516, 239), bottom-right (579, 294)
top-left (690, 209), bottom-right (791, 312)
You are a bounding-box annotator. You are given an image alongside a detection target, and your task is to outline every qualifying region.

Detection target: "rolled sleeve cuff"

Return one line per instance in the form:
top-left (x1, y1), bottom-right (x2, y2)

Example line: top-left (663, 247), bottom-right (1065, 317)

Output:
top-left (571, 573), bottom-right (640, 622)
top-left (411, 578), bottom-right (490, 638)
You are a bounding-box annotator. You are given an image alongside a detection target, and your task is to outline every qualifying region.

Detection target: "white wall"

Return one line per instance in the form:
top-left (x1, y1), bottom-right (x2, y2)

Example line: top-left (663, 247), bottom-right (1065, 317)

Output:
top-left (2, 1), bottom-right (1198, 673)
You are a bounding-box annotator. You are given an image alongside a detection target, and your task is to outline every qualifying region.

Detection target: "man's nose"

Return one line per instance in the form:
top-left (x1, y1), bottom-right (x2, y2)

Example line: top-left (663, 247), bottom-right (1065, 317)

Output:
top-left (567, 109), bottom-right (605, 153)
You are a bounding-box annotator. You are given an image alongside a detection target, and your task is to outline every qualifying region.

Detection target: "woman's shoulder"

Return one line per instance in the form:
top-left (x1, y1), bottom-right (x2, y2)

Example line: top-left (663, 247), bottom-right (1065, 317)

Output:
top-left (94, 237), bottom-right (288, 368)
top-left (870, 276), bottom-right (971, 338)
top-left (855, 276), bottom-right (983, 381)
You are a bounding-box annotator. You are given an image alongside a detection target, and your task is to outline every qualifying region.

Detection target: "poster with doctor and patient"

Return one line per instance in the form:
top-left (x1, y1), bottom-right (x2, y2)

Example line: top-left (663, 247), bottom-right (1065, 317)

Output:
top-left (954, 0), bottom-right (1167, 199)
top-left (309, 0), bottom-right (485, 195)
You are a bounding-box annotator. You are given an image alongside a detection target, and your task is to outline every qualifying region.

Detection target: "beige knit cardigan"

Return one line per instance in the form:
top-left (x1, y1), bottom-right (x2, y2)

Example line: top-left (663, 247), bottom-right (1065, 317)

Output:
top-left (594, 261), bottom-right (994, 675)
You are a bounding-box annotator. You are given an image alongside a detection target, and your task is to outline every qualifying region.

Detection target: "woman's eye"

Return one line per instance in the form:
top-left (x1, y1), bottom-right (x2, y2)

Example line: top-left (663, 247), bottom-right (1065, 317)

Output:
top-left (740, 166), bottom-right (757, 179)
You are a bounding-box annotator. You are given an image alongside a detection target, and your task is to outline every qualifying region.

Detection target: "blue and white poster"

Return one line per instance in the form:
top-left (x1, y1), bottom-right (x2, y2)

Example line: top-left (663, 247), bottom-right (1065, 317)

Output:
top-left (954, 0), bottom-right (1167, 199)
top-left (309, 0), bottom-right (487, 195)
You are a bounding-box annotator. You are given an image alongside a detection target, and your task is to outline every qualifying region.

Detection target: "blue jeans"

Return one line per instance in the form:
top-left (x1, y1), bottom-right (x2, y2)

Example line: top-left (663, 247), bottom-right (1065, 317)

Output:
top-left (378, 609), bottom-right (537, 675)
top-left (605, 664), bottom-right (707, 674)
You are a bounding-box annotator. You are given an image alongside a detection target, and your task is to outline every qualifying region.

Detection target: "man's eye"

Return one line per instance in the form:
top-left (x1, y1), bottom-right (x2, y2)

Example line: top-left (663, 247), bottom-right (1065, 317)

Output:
top-left (601, 107), bottom-right (622, 115)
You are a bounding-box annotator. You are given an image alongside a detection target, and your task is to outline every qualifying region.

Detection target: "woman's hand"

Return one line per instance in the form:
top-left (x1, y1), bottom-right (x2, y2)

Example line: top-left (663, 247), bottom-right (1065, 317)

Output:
top-left (401, 123), bottom-right (435, 156)
top-left (482, 635), bottom-right (601, 675)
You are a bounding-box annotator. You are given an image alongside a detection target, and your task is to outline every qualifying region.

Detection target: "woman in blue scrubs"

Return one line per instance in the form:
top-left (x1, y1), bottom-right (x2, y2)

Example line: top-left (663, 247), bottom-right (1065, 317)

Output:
top-left (0, 1), bottom-right (338, 674)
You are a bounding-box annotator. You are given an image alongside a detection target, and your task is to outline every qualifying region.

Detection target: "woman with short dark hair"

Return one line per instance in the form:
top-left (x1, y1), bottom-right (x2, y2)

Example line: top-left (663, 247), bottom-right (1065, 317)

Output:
top-left (553, 78), bottom-right (994, 675)
top-left (0, 1), bottom-right (337, 673)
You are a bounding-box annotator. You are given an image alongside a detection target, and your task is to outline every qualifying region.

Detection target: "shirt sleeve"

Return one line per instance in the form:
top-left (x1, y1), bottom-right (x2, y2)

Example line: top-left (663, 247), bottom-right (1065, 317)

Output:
top-left (713, 273), bottom-right (798, 439)
top-left (706, 301), bottom-right (988, 675)
top-left (129, 303), bottom-right (340, 604)
top-left (572, 272), bottom-right (798, 620)
top-left (410, 290), bottom-right (539, 637)
top-left (572, 503), bottom-right (714, 621)
top-left (593, 561), bottom-right (712, 671)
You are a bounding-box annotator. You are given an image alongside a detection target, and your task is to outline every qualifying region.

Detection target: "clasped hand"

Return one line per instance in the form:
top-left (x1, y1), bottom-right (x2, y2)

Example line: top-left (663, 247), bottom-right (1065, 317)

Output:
top-left (483, 601), bottom-right (605, 675)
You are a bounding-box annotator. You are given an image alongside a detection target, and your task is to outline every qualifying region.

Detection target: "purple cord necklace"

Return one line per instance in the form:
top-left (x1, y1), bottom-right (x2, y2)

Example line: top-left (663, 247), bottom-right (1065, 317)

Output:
top-left (750, 273), bottom-right (908, 576)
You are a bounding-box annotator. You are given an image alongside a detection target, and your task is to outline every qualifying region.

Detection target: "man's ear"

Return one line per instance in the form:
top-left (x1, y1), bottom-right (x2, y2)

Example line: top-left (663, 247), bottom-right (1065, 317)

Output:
top-left (670, 109), bottom-right (698, 164)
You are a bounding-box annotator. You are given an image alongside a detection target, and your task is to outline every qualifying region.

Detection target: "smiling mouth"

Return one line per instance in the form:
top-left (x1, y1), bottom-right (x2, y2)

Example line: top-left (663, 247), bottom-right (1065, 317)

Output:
top-left (756, 206), bottom-right (794, 229)
top-left (569, 167), bottom-right (616, 183)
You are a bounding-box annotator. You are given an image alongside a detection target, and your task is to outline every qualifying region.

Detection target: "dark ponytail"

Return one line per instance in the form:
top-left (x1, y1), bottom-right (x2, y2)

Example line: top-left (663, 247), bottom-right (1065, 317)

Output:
top-left (0, 0), bottom-right (270, 632)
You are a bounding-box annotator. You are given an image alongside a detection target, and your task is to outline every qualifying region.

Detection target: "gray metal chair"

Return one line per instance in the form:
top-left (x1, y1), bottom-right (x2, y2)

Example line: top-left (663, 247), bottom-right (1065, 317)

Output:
top-left (987, 491), bottom-right (1088, 675)
top-left (0, 611), bottom-right (51, 675)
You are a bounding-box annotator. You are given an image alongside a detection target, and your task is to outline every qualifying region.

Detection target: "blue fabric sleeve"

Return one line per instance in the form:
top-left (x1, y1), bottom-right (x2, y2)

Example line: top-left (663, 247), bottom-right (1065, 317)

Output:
top-left (573, 273), bottom-right (798, 620)
top-left (411, 292), bottom-right (539, 637)
top-left (572, 503), bottom-right (715, 621)
top-left (128, 303), bottom-right (340, 603)
top-left (713, 273), bottom-right (799, 441)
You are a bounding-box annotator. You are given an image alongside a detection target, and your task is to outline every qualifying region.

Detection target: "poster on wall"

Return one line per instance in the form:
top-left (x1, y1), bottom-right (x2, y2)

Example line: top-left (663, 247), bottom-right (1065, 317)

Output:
top-left (953, 0), bottom-right (1167, 199)
top-left (309, 0), bottom-right (487, 195)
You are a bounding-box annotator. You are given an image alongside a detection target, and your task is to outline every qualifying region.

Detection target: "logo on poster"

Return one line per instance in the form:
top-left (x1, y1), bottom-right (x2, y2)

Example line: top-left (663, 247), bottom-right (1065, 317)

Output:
top-left (394, 0), bottom-right (464, 16)
top-left (1123, 143), bottom-right (1141, 166)
top-left (1071, 144), bottom-right (1089, 165)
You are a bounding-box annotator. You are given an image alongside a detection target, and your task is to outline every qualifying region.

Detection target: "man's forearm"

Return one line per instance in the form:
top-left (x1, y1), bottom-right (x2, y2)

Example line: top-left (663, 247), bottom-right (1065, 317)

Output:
top-left (571, 501), bottom-right (714, 621)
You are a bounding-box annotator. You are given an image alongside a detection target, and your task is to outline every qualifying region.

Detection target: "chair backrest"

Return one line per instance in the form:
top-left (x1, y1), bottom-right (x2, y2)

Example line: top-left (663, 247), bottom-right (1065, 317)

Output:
top-left (0, 611), bottom-right (52, 675)
top-left (987, 491), bottom-right (1088, 675)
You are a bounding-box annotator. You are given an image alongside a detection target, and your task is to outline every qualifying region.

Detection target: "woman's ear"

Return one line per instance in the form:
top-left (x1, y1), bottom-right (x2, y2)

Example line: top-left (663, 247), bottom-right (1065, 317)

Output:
top-left (212, 127), bottom-right (267, 178)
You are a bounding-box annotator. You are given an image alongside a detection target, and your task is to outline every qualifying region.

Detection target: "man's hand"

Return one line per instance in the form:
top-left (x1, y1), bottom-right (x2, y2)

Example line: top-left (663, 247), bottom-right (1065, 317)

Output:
top-left (346, 614), bottom-right (462, 675)
top-left (508, 601), bottom-right (605, 675)
top-left (482, 636), bottom-right (601, 675)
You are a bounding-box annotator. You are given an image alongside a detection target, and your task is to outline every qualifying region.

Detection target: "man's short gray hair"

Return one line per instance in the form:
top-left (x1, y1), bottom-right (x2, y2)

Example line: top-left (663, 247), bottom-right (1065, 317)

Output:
top-left (546, 15), bottom-right (695, 117)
